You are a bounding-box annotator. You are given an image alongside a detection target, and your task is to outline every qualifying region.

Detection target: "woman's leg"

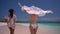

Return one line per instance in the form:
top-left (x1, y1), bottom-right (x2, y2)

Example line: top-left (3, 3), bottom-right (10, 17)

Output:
top-left (29, 25), bottom-right (34, 34)
top-left (34, 26), bottom-right (38, 34)
top-left (9, 27), bottom-right (15, 34)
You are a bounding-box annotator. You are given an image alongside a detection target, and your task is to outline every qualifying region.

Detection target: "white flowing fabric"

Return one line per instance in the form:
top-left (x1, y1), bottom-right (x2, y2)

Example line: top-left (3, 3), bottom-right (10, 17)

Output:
top-left (21, 5), bottom-right (53, 16)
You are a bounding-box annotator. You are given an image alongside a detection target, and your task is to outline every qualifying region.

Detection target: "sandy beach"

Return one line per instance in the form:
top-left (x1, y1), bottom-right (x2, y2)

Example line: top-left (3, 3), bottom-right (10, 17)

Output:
top-left (0, 22), bottom-right (60, 34)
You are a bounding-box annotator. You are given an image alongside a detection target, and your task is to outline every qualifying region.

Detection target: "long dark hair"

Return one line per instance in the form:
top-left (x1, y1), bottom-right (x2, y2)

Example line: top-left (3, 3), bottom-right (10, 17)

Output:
top-left (9, 9), bottom-right (14, 18)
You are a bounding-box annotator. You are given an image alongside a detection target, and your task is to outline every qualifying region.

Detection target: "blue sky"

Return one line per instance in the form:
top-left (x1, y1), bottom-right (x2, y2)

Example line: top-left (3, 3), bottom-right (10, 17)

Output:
top-left (0, 0), bottom-right (60, 22)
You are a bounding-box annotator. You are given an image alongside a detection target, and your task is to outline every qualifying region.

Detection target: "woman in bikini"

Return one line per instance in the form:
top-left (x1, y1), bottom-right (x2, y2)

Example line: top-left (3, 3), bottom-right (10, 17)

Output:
top-left (5, 9), bottom-right (16, 34)
top-left (18, 2), bottom-right (53, 34)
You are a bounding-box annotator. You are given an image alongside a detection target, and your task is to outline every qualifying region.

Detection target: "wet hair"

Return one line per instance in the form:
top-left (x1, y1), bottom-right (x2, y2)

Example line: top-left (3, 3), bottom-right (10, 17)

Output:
top-left (9, 9), bottom-right (14, 18)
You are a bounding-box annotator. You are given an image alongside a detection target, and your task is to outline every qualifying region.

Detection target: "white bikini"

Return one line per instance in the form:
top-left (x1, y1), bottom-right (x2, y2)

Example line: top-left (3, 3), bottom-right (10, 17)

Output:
top-left (30, 23), bottom-right (38, 29)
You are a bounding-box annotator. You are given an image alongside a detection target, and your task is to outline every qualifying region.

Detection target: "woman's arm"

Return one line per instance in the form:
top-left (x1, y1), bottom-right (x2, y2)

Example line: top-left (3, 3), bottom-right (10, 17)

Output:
top-left (18, 2), bottom-right (26, 11)
top-left (14, 15), bottom-right (16, 23)
top-left (18, 2), bottom-right (29, 14)
top-left (4, 16), bottom-right (9, 22)
top-left (18, 2), bottom-right (23, 8)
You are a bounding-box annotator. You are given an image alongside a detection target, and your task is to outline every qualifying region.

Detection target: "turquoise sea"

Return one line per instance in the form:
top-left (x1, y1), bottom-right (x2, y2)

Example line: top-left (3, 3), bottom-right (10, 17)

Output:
top-left (17, 22), bottom-right (60, 28)
top-left (17, 22), bottom-right (60, 33)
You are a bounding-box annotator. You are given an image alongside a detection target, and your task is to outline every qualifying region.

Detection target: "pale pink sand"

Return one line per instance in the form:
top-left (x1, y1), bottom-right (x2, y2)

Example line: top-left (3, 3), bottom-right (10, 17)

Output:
top-left (0, 22), bottom-right (60, 34)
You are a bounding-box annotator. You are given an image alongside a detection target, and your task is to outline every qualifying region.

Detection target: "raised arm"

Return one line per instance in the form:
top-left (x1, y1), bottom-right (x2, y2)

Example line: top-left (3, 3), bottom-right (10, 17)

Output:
top-left (18, 2), bottom-right (23, 8)
top-left (18, 2), bottom-right (30, 14)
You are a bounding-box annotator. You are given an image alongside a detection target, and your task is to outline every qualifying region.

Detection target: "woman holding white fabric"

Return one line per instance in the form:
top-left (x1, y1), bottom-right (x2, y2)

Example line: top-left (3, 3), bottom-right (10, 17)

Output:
top-left (18, 4), bottom-right (38, 34)
top-left (22, 6), bottom-right (39, 34)
top-left (18, 2), bottom-right (53, 34)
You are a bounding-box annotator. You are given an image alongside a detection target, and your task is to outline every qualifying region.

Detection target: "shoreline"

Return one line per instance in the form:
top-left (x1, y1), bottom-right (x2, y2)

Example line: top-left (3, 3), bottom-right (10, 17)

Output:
top-left (0, 22), bottom-right (60, 34)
